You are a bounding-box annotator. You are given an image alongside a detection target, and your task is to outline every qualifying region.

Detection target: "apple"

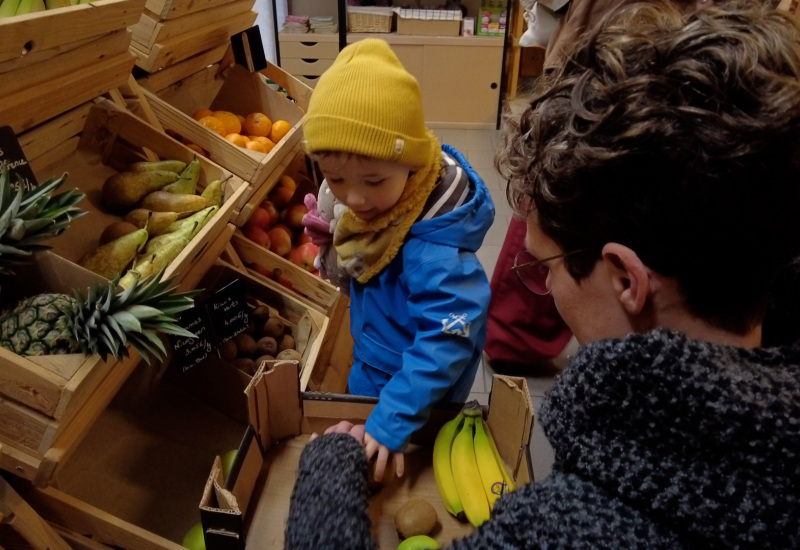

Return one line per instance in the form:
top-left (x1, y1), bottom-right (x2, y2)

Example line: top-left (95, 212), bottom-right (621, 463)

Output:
top-left (295, 232), bottom-right (313, 246)
top-left (247, 206), bottom-right (272, 229)
top-left (243, 225), bottom-right (271, 249)
top-left (181, 522), bottom-right (206, 550)
top-left (268, 174), bottom-right (298, 209)
top-left (288, 242), bottom-right (319, 272)
top-left (259, 199), bottom-right (280, 227)
top-left (272, 267), bottom-right (294, 291)
top-left (267, 225), bottom-right (293, 257)
top-left (221, 449), bottom-right (238, 479)
top-left (282, 203), bottom-right (309, 232)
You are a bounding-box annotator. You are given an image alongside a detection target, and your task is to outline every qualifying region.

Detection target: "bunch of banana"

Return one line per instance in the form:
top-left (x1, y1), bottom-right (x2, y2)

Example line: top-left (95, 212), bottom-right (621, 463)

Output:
top-left (0, 0), bottom-right (87, 19)
top-left (432, 401), bottom-right (516, 528)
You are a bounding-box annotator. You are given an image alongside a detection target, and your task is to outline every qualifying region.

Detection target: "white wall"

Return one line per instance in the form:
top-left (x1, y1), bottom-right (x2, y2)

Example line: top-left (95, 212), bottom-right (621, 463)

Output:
top-left (254, 0), bottom-right (288, 64)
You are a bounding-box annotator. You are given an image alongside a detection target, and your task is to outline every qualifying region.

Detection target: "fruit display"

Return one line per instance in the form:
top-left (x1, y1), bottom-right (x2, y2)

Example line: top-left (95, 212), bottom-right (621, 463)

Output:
top-left (0, 268), bottom-right (198, 363)
top-left (219, 298), bottom-right (303, 376)
top-left (432, 401), bottom-right (516, 528)
top-left (182, 108), bottom-right (294, 157)
top-left (242, 172), bottom-right (320, 274)
top-left (77, 157), bottom-right (224, 288)
top-left (0, 0), bottom-right (78, 19)
top-left (0, 167), bottom-right (86, 277)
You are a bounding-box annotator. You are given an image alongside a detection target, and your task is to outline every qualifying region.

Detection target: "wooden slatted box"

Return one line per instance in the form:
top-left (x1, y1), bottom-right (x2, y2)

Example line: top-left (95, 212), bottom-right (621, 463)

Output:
top-left (0, 0), bottom-right (145, 135)
top-left (129, 0), bottom-right (257, 72)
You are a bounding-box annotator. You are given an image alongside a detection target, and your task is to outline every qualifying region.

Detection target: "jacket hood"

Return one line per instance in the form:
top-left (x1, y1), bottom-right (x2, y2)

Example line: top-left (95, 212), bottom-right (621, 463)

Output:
top-left (540, 329), bottom-right (800, 548)
top-left (407, 145), bottom-right (495, 253)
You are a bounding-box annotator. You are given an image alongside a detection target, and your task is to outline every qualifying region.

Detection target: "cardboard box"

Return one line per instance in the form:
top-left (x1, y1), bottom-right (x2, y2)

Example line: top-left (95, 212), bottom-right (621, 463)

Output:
top-left (0, 0), bottom-right (145, 134)
top-left (199, 361), bottom-right (534, 549)
top-left (397, 17), bottom-right (461, 37)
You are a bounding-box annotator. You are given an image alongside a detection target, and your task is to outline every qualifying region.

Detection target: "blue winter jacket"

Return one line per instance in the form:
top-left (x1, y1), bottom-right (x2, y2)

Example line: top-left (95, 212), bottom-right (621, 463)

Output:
top-left (348, 145), bottom-right (495, 452)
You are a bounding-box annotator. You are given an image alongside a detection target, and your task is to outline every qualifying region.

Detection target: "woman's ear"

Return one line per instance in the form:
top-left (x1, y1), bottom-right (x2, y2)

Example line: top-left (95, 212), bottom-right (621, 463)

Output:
top-left (602, 243), bottom-right (650, 314)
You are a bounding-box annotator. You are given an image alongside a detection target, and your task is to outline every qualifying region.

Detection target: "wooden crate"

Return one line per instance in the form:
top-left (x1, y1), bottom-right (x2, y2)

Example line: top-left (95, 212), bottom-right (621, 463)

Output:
top-left (141, 62), bottom-right (310, 202)
top-left (0, 0), bottom-right (145, 134)
top-left (21, 99), bottom-right (249, 291)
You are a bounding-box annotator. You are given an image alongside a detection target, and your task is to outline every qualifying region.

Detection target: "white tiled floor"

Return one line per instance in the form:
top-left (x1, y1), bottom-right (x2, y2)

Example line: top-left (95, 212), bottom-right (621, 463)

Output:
top-left (432, 126), bottom-right (574, 483)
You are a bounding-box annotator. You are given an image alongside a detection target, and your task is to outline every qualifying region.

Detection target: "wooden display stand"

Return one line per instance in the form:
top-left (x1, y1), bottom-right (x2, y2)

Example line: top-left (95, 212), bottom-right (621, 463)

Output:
top-left (0, 475), bottom-right (70, 550)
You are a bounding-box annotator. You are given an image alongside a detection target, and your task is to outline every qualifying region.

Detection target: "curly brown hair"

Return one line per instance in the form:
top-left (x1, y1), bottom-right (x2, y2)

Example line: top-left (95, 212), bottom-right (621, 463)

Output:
top-left (497, 0), bottom-right (800, 333)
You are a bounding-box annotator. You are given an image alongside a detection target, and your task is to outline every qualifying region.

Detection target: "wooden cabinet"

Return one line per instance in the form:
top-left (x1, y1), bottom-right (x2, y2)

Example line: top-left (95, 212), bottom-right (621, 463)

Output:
top-left (278, 33), bottom-right (339, 89)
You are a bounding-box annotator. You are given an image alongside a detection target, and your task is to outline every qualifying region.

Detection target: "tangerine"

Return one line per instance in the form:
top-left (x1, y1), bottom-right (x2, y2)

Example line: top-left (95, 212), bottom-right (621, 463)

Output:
top-left (236, 114), bottom-right (246, 126)
top-left (213, 110), bottom-right (243, 135)
top-left (253, 136), bottom-right (277, 153)
top-left (198, 115), bottom-right (227, 137)
top-left (243, 112), bottom-right (272, 137)
top-left (225, 133), bottom-right (249, 147)
top-left (245, 140), bottom-right (268, 153)
top-left (269, 120), bottom-right (292, 143)
top-left (185, 143), bottom-right (208, 156)
top-left (192, 108), bottom-right (214, 120)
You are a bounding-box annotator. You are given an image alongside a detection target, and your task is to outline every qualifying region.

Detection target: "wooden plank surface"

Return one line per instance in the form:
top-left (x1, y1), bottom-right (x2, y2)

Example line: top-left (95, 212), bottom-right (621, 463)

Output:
top-left (0, 476), bottom-right (71, 550)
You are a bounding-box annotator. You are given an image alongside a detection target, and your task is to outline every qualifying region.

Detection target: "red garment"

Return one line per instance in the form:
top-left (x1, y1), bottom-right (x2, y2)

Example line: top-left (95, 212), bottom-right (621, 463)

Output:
top-left (485, 218), bottom-right (573, 365)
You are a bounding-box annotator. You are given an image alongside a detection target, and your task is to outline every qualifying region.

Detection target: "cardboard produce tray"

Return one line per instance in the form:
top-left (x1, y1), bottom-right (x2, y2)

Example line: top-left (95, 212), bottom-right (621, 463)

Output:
top-left (141, 63), bottom-right (310, 201)
top-left (0, 0), bottom-right (145, 134)
top-left (199, 360), bottom-right (534, 549)
top-left (22, 99), bottom-right (248, 291)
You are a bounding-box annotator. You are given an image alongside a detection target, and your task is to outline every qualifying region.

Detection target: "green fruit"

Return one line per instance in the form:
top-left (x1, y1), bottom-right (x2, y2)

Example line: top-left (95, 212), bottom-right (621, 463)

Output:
top-left (397, 535), bottom-right (441, 550)
top-left (181, 522), bottom-right (205, 550)
top-left (221, 449), bottom-right (237, 479)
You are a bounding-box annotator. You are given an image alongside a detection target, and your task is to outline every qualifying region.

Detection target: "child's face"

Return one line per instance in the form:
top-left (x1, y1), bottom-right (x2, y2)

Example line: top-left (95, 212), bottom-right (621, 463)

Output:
top-left (318, 154), bottom-right (413, 221)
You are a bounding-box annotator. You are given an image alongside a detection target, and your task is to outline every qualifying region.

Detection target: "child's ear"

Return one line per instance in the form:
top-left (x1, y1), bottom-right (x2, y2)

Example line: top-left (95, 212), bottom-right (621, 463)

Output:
top-left (602, 243), bottom-right (650, 314)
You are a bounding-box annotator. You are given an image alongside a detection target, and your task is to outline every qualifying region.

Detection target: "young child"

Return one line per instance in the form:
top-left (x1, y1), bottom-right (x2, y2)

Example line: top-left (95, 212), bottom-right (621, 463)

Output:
top-left (301, 38), bottom-right (495, 480)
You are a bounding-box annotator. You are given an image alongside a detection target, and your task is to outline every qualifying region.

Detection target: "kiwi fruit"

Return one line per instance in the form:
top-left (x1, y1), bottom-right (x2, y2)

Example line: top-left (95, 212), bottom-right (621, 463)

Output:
top-left (219, 339), bottom-right (238, 361)
top-left (253, 354), bottom-right (275, 370)
top-left (394, 498), bottom-right (438, 539)
top-left (234, 332), bottom-right (257, 358)
top-left (262, 317), bottom-right (285, 338)
top-left (252, 305), bottom-right (271, 324)
top-left (276, 348), bottom-right (302, 362)
top-left (277, 333), bottom-right (295, 352)
top-left (255, 336), bottom-right (278, 357)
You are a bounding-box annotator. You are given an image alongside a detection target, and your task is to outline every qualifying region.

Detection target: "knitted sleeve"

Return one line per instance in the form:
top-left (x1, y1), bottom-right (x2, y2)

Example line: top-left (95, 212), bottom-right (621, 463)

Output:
top-left (284, 434), bottom-right (377, 550)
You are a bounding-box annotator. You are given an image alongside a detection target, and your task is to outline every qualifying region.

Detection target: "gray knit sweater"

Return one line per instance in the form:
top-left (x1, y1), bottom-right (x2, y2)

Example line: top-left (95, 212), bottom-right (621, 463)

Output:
top-left (285, 329), bottom-right (800, 549)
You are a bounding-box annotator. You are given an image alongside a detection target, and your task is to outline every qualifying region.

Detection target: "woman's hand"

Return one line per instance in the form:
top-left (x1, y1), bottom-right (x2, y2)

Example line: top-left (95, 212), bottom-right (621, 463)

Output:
top-left (364, 431), bottom-right (404, 482)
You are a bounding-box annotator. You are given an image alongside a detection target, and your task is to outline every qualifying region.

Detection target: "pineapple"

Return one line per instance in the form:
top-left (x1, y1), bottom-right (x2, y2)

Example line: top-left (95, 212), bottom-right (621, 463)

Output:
top-left (0, 269), bottom-right (200, 364)
top-left (0, 167), bottom-right (86, 275)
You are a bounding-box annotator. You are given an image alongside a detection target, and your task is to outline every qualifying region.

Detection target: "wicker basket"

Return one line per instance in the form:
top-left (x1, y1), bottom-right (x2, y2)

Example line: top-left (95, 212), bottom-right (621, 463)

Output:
top-left (348, 6), bottom-right (393, 32)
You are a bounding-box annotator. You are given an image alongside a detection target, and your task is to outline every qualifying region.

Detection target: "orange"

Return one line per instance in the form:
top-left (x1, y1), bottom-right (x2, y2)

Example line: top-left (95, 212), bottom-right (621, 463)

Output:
top-left (197, 115), bottom-right (227, 136)
top-left (236, 114), bottom-right (246, 126)
top-left (243, 112), bottom-right (272, 138)
top-left (185, 143), bottom-right (208, 156)
top-left (225, 133), bottom-right (249, 147)
top-left (245, 140), bottom-right (268, 153)
top-left (253, 136), bottom-right (276, 153)
top-left (213, 110), bottom-right (242, 135)
top-left (269, 120), bottom-right (292, 143)
top-left (192, 108), bottom-right (214, 121)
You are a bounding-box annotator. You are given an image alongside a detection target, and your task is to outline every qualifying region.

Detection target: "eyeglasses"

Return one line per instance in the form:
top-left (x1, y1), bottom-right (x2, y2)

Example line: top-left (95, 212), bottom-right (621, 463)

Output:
top-left (512, 249), bottom-right (588, 295)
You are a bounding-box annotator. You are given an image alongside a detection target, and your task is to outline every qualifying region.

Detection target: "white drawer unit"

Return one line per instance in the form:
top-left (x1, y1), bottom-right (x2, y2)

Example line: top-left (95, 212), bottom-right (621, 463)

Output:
top-left (278, 33), bottom-right (340, 88)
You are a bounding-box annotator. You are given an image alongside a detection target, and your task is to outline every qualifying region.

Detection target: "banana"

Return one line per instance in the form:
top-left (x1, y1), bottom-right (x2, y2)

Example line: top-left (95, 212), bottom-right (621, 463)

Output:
top-left (432, 412), bottom-right (466, 521)
top-left (15, 0), bottom-right (44, 14)
top-left (484, 418), bottom-right (516, 493)
top-left (128, 159), bottom-right (187, 174)
top-left (0, 0), bottom-right (22, 18)
top-left (450, 416), bottom-right (491, 527)
top-left (474, 416), bottom-right (510, 508)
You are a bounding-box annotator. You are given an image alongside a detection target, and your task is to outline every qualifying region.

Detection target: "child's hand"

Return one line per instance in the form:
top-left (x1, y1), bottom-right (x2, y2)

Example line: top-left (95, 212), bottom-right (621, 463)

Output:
top-left (302, 193), bottom-right (333, 246)
top-left (364, 431), bottom-right (404, 482)
top-left (309, 420), bottom-right (366, 444)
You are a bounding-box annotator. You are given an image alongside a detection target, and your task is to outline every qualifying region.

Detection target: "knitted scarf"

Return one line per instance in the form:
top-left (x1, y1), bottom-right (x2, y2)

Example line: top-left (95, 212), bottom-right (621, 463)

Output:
top-left (332, 131), bottom-right (443, 284)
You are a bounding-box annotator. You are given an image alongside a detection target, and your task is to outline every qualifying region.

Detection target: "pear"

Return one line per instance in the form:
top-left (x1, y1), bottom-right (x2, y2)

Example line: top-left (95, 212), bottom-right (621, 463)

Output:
top-left (78, 228), bottom-right (148, 279)
top-left (102, 170), bottom-right (179, 214)
top-left (200, 179), bottom-right (223, 207)
top-left (138, 191), bottom-right (210, 213)
top-left (99, 220), bottom-right (139, 245)
top-left (161, 157), bottom-right (200, 194)
top-left (124, 209), bottom-right (182, 236)
top-left (144, 220), bottom-right (198, 255)
top-left (164, 206), bottom-right (218, 240)
top-left (119, 254), bottom-right (156, 290)
top-left (128, 159), bottom-right (187, 173)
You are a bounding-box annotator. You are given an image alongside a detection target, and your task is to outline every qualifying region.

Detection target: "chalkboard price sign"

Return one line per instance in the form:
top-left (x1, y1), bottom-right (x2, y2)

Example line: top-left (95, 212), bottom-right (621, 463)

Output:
top-left (208, 278), bottom-right (249, 345)
top-left (171, 278), bottom-right (249, 371)
top-left (0, 125), bottom-right (38, 192)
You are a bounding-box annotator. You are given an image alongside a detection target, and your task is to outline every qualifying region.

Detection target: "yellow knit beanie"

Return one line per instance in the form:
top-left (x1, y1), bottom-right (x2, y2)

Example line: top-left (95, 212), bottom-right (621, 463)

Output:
top-left (304, 38), bottom-right (433, 167)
